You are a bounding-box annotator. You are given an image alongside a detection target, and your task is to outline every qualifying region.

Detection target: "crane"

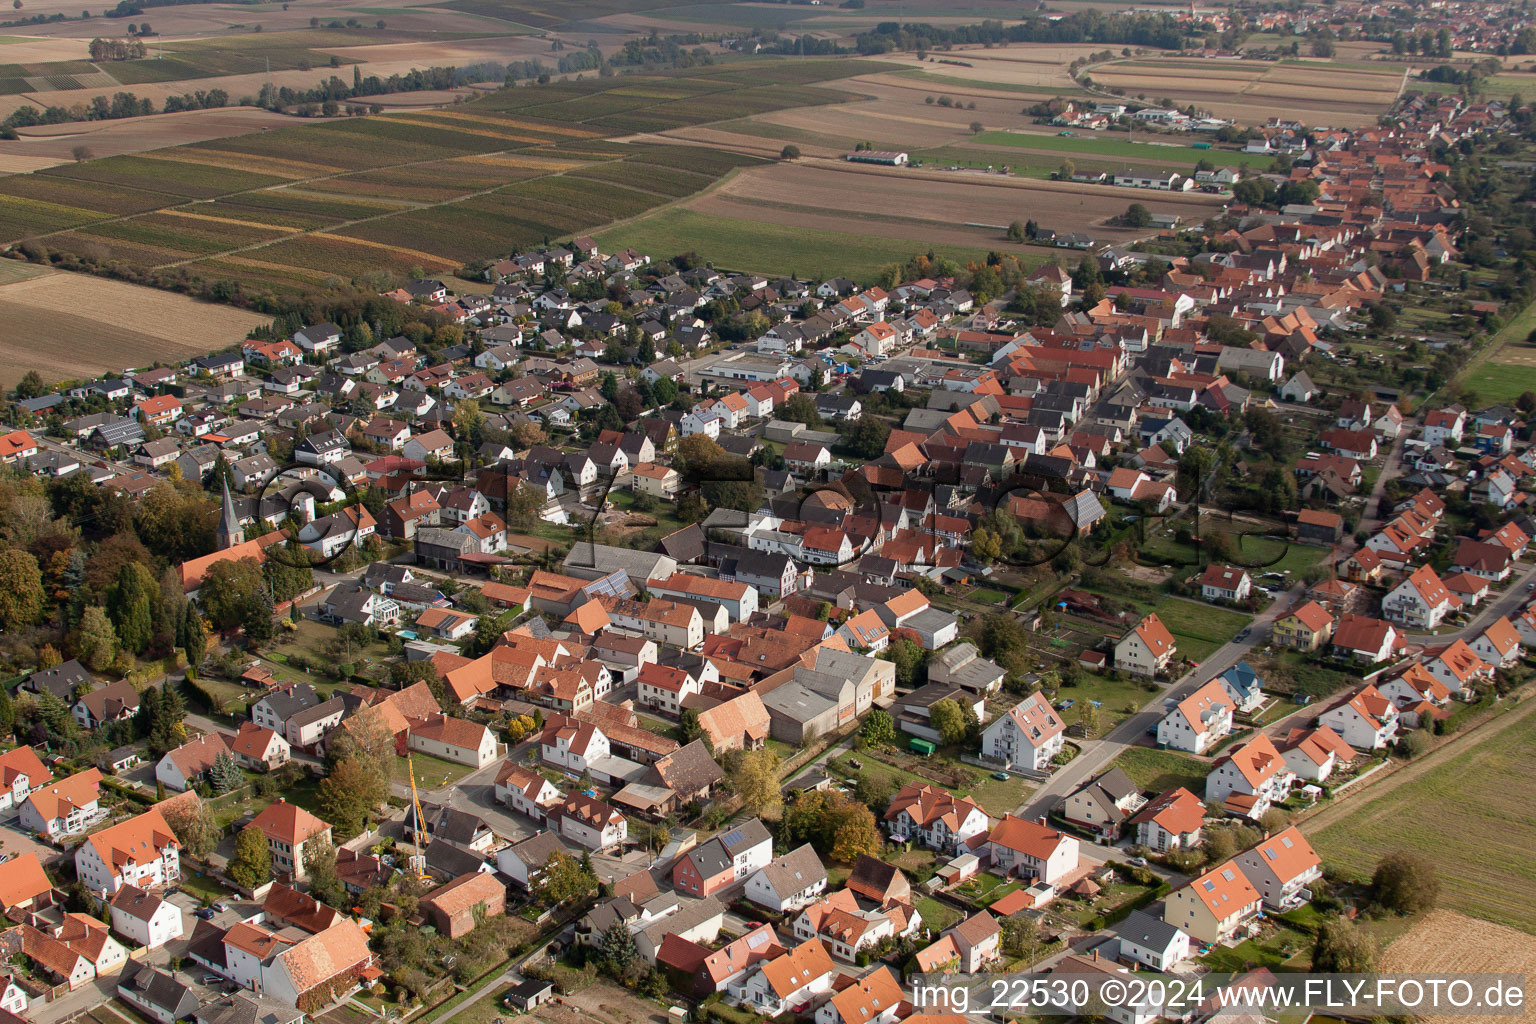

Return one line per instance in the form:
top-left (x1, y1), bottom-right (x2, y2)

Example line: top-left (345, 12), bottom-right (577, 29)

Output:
top-left (405, 752), bottom-right (432, 883)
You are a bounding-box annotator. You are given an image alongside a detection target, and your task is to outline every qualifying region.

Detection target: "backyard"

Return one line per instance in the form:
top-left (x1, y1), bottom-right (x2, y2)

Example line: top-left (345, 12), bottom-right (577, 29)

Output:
top-left (1147, 596), bottom-right (1253, 662)
top-left (398, 752), bottom-right (482, 790)
top-left (1110, 745), bottom-right (1210, 794)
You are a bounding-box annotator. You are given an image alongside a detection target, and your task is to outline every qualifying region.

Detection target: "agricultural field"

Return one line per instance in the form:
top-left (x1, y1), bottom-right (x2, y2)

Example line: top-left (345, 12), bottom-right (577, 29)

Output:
top-left (970, 129), bottom-right (1275, 168)
top-left (0, 59), bottom-right (879, 294)
top-left (0, 264), bottom-right (267, 386)
top-left (1088, 56), bottom-right (1407, 127)
top-left (1309, 703), bottom-right (1536, 933)
top-left (596, 207), bottom-right (997, 284)
top-left (1456, 296), bottom-right (1536, 406)
top-left (1381, 910), bottom-right (1536, 1020)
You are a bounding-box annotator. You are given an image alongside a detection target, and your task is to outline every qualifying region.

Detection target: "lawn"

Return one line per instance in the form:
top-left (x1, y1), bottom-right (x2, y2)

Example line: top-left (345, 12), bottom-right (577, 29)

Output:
top-left (396, 752), bottom-right (480, 790)
top-left (1048, 673), bottom-right (1157, 730)
top-left (1148, 596), bottom-right (1252, 662)
top-left (1454, 295), bottom-right (1536, 406)
top-left (595, 208), bottom-right (1003, 285)
top-left (916, 895), bottom-right (962, 932)
top-left (972, 130), bottom-right (1275, 168)
top-left (965, 770), bottom-right (1034, 818)
top-left (1111, 746), bottom-right (1209, 794)
top-left (968, 587), bottom-right (1010, 605)
top-left (1308, 704), bottom-right (1536, 933)
top-left (177, 867), bottom-right (235, 904)
top-left (1200, 920), bottom-right (1314, 971)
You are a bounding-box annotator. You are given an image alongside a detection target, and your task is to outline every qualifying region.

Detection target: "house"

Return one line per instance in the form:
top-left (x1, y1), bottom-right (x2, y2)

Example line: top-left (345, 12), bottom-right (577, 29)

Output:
top-left (109, 885), bottom-right (183, 950)
top-left (222, 917), bottom-right (373, 1009)
top-left (75, 807), bottom-right (179, 897)
top-left (495, 831), bottom-right (573, 890)
top-left (230, 723), bottom-right (291, 772)
top-left (813, 966), bottom-right (904, 1024)
top-left (1280, 725), bottom-right (1353, 783)
top-left (1232, 826), bottom-right (1322, 911)
top-left (1319, 684), bottom-right (1400, 750)
top-left (672, 819), bottom-right (773, 897)
top-left (248, 799), bottom-right (332, 881)
top-left (978, 692), bottom-right (1064, 770)
top-left (18, 768), bottom-right (103, 841)
top-left (884, 783), bottom-right (989, 853)
top-left (743, 844), bottom-right (827, 914)
top-left (1113, 910), bottom-right (1191, 972)
top-left (23, 914), bottom-right (128, 989)
top-left (1115, 613), bottom-right (1177, 677)
top-left (1215, 661), bottom-right (1266, 714)
top-left (0, 745), bottom-right (51, 820)
top-left (1296, 509), bottom-right (1344, 544)
top-left (420, 872), bottom-right (506, 939)
top-left (1156, 679), bottom-right (1233, 754)
top-left (1205, 734), bottom-right (1293, 820)
top-left (1128, 787), bottom-right (1205, 853)
top-left (793, 890), bottom-right (912, 963)
top-left (410, 715), bottom-right (499, 769)
top-left (118, 962), bottom-right (199, 1023)
top-left (986, 814), bottom-right (1079, 885)
top-left (1199, 564), bottom-right (1251, 603)
top-left (551, 792), bottom-right (627, 851)
top-left (1420, 640), bottom-right (1492, 695)
top-left (1450, 539), bottom-right (1515, 581)
top-left (949, 912), bottom-right (1000, 972)
top-left (1164, 861), bottom-right (1261, 944)
top-left (1330, 615), bottom-right (1402, 664)
top-left (72, 679), bottom-right (140, 729)
top-left (732, 930), bottom-right (837, 1016)
top-left (926, 641), bottom-right (1005, 694)
top-left (1383, 565), bottom-right (1458, 629)
top-left (155, 733), bottom-right (232, 793)
top-left (1063, 768), bottom-right (1145, 839)
top-left (1271, 601), bottom-right (1334, 652)
top-left (1422, 408), bottom-right (1466, 446)
top-left (0, 852), bottom-right (54, 914)
top-left (1470, 616), bottom-right (1522, 670)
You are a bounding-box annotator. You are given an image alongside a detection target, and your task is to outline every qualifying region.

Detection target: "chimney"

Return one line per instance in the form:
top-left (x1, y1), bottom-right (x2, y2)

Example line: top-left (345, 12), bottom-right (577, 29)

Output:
top-left (1037, 817), bottom-right (1047, 826)
top-left (1091, 948), bottom-right (1099, 961)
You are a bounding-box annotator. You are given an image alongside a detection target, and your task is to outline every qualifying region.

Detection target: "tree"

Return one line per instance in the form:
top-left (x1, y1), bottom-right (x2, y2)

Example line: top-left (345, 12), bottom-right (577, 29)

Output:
top-left (1312, 918), bottom-right (1376, 972)
top-left (198, 556), bottom-right (264, 630)
top-left (303, 835), bottom-right (343, 907)
top-left (1370, 850), bottom-right (1439, 916)
top-left (598, 920), bottom-right (641, 981)
top-left (1310, 37), bottom-right (1336, 58)
top-left (1000, 914), bottom-right (1042, 960)
top-left (319, 755), bottom-right (384, 836)
top-left (0, 549), bottom-right (44, 631)
top-left (1057, 159), bottom-right (1075, 180)
top-left (505, 482), bottom-right (544, 531)
top-left (929, 699), bottom-right (967, 745)
top-left (1006, 220), bottom-right (1027, 242)
top-left (209, 750), bottom-right (243, 794)
top-left (780, 144), bottom-right (801, 160)
top-left (161, 795), bottom-right (219, 858)
top-left (860, 708), bottom-right (896, 747)
top-left (969, 120), bottom-right (983, 134)
top-left (680, 708), bottom-right (704, 744)
top-left (1078, 701), bottom-right (1102, 738)
top-left (71, 144), bottom-right (93, 162)
top-left (228, 825), bottom-right (271, 889)
top-left (184, 609), bottom-right (207, 669)
top-left (106, 561), bottom-right (157, 655)
top-left (728, 748), bottom-right (781, 816)
top-left (854, 769), bottom-right (891, 811)
top-left (779, 394), bottom-right (823, 428)
top-left (14, 370), bottom-right (46, 400)
top-left (830, 803), bottom-right (881, 862)
top-left (1123, 202), bottom-right (1152, 228)
top-left (842, 416), bottom-right (890, 460)
top-left (75, 605), bottom-right (118, 672)
top-left (536, 850), bottom-right (598, 907)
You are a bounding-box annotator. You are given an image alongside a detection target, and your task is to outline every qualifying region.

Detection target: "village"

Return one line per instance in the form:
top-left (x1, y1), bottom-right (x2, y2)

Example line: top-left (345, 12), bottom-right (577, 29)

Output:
top-left (0, 45), bottom-right (1526, 1024)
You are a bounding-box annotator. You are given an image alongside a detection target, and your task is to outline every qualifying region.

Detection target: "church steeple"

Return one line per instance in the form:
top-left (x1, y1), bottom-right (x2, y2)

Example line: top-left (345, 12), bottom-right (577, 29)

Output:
top-left (217, 478), bottom-right (244, 550)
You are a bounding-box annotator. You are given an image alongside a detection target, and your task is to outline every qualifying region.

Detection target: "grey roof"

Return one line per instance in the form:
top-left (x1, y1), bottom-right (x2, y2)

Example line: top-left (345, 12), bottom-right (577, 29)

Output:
top-left (119, 962), bottom-right (199, 1018)
top-left (563, 541), bottom-right (675, 582)
top-left (196, 993), bottom-right (304, 1024)
top-left (684, 837), bottom-right (733, 878)
top-left (286, 695), bottom-right (345, 729)
top-left (639, 895), bottom-right (723, 943)
top-left (425, 838), bottom-right (488, 878)
top-left (752, 843), bottom-right (826, 898)
top-left (27, 658), bottom-right (92, 700)
top-left (1116, 908), bottom-right (1185, 952)
top-left (504, 829), bottom-right (569, 870)
top-left (653, 739), bottom-right (723, 798)
top-left (432, 807), bottom-right (489, 845)
top-left (716, 818), bottom-right (770, 858)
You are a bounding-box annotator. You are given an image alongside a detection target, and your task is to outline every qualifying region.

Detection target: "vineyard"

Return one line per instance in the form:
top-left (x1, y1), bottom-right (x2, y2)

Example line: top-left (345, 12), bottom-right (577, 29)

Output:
top-left (0, 58), bottom-right (876, 298)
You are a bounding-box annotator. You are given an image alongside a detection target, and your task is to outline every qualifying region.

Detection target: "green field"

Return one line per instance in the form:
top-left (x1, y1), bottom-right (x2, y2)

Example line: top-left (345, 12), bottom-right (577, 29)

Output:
top-left (1148, 596), bottom-right (1252, 662)
top-left (1457, 296), bottom-right (1536, 406)
top-left (1111, 746), bottom-right (1209, 794)
top-left (597, 207), bottom-right (1000, 284)
top-left (1309, 706), bottom-right (1536, 933)
top-left (974, 130), bottom-right (1276, 168)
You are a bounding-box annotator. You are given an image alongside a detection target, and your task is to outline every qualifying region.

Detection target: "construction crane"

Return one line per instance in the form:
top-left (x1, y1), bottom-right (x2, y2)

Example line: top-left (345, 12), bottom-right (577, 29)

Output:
top-left (405, 753), bottom-right (432, 883)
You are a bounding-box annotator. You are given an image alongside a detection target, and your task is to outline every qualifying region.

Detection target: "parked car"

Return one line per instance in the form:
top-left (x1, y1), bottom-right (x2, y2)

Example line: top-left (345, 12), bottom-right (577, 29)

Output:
top-left (211, 901), bottom-right (229, 913)
top-left (1129, 856), bottom-right (1148, 866)
top-left (195, 908), bottom-right (216, 920)
top-left (992, 771), bottom-right (1010, 781)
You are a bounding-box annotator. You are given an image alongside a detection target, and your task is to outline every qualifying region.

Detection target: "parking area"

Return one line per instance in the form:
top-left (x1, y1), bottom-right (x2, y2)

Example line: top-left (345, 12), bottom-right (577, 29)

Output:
top-left (0, 817), bottom-right (69, 870)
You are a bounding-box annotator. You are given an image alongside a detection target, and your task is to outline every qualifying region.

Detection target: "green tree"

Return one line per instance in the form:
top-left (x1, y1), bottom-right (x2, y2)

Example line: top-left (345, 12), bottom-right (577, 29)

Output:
top-left (106, 561), bottom-right (157, 655)
top-left (1006, 220), bottom-right (1027, 242)
top-left (779, 144), bottom-right (800, 160)
top-left (859, 708), bottom-right (896, 746)
top-left (929, 699), bottom-right (967, 745)
top-left (228, 825), bottom-right (271, 889)
top-left (0, 549), bottom-right (44, 631)
top-left (209, 750), bottom-right (243, 794)
top-left (303, 834), bottom-right (343, 907)
top-left (1370, 850), bottom-right (1439, 916)
top-left (536, 851), bottom-right (598, 907)
top-left (842, 416), bottom-right (891, 460)
top-left (854, 769), bottom-right (891, 811)
top-left (319, 755), bottom-right (382, 836)
top-left (779, 394), bottom-right (823, 428)
top-left (160, 794), bottom-right (219, 857)
top-left (184, 611), bottom-right (207, 669)
top-left (598, 920), bottom-right (641, 980)
top-left (1123, 202), bottom-right (1152, 228)
top-left (198, 556), bottom-right (264, 630)
top-left (75, 605), bottom-right (118, 672)
top-left (1312, 918), bottom-right (1376, 972)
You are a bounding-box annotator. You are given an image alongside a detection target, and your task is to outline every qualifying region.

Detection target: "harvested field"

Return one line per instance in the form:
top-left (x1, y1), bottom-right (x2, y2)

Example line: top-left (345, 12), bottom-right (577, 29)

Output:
top-left (1090, 56), bottom-right (1404, 126)
top-left (1379, 910), bottom-right (1536, 1024)
top-left (0, 107), bottom-right (293, 172)
top-left (0, 266), bottom-right (266, 386)
top-left (701, 159), bottom-right (1222, 242)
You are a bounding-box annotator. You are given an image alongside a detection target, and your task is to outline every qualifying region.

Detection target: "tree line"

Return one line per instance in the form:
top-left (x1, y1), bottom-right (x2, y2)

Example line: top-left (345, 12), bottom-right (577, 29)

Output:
top-left (87, 37), bottom-right (147, 60)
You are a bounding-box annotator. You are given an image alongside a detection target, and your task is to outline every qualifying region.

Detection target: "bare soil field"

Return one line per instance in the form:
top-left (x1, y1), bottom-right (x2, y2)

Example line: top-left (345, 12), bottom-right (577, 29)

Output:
top-left (1, 0), bottom-right (506, 37)
top-left (1090, 57), bottom-right (1405, 126)
top-left (1381, 910), bottom-right (1536, 1024)
top-left (0, 265), bottom-right (267, 386)
top-left (692, 158), bottom-right (1222, 243)
top-left (0, 35), bottom-right (95, 62)
top-left (0, 106), bottom-right (291, 170)
top-left (881, 43), bottom-right (1113, 90)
